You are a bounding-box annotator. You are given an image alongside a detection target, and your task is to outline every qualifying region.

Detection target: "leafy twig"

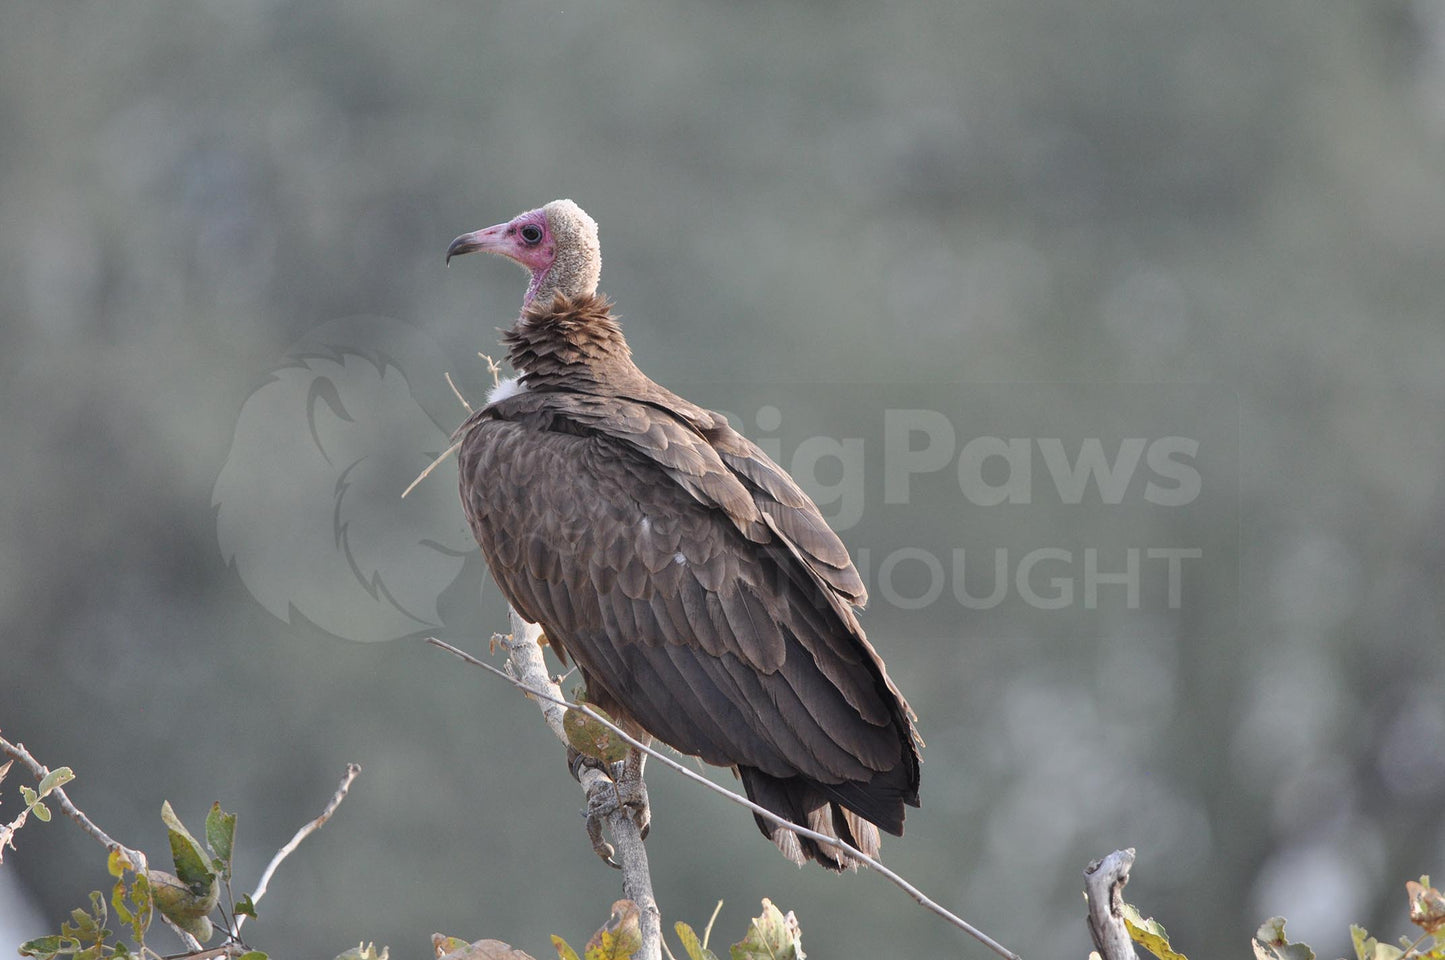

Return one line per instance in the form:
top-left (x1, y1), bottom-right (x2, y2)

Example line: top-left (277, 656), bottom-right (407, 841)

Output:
top-left (493, 613), bottom-right (662, 960)
top-left (444, 371), bottom-right (473, 413)
top-left (0, 735), bottom-right (148, 873)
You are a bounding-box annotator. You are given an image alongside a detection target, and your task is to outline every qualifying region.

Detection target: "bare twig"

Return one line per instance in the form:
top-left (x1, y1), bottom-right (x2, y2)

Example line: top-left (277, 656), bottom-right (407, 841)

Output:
top-left (402, 359), bottom-right (496, 500)
top-left (0, 735), bottom-right (149, 874)
top-left (477, 352), bottom-right (503, 388)
top-left (444, 371), bottom-right (473, 413)
top-left (1399, 929), bottom-right (1436, 960)
top-left (1084, 849), bottom-right (1139, 960)
top-left (427, 630), bottom-right (1020, 960)
top-left (158, 917), bottom-right (205, 956)
top-left (235, 763), bottom-right (362, 933)
top-left (401, 440), bottom-right (464, 498)
top-left (701, 899), bottom-right (723, 949)
top-left (158, 947), bottom-right (249, 960)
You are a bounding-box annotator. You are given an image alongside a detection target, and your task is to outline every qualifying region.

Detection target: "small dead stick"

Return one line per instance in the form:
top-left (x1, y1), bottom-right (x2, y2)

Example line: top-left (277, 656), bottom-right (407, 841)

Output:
top-left (401, 355), bottom-right (502, 500)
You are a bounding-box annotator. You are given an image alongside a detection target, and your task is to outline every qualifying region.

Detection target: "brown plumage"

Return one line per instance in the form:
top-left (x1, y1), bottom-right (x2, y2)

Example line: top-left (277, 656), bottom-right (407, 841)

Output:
top-left (448, 200), bottom-right (920, 870)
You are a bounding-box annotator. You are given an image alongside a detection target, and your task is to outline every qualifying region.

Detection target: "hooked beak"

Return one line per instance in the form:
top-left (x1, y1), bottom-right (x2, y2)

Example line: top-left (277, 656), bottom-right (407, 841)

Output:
top-left (446, 222), bottom-right (511, 265)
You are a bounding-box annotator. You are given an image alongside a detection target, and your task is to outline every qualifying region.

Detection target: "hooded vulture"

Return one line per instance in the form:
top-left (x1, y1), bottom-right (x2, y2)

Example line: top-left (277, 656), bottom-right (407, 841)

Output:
top-left (447, 199), bottom-right (920, 870)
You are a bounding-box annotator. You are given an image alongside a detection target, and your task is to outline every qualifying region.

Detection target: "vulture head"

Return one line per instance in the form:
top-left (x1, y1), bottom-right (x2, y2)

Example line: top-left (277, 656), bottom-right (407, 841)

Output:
top-left (447, 199), bottom-right (600, 308)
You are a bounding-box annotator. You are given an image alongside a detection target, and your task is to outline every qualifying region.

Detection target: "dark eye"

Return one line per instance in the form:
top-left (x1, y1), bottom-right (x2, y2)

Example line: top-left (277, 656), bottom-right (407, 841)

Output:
top-left (519, 223), bottom-right (543, 244)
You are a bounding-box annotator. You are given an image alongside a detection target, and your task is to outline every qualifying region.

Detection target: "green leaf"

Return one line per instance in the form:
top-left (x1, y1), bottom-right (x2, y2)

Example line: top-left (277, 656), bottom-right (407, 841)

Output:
top-left (332, 948), bottom-right (388, 960)
top-left (1251, 917), bottom-right (1315, 960)
top-left (551, 936), bottom-right (582, 960)
top-left (149, 870), bottom-right (217, 942)
top-left (20, 785), bottom-right (38, 805)
top-left (730, 899), bottom-right (804, 960)
top-left (17, 935), bottom-right (68, 959)
top-left (37, 767), bottom-right (75, 796)
top-left (434, 936), bottom-right (471, 955)
top-left (236, 952), bottom-right (269, 960)
top-left (434, 941), bottom-right (537, 960)
top-left (32, 800), bottom-right (51, 822)
top-left (234, 894), bottom-right (258, 919)
top-left (675, 922), bottom-right (718, 960)
top-left (1350, 925), bottom-right (1368, 960)
top-left (1349, 926), bottom-right (1403, 960)
top-left (110, 881), bottom-right (134, 927)
top-left (61, 891), bottom-right (109, 944)
top-left (1122, 902), bottom-right (1189, 960)
top-left (45, 894), bottom-right (113, 960)
top-left (204, 802), bottom-right (236, 869)
top-left (563, 707), bottom-right (631, 765)
top-left (112, 870), bottom-right (152, 944)
top-left (160, 801), bottom-right (215, 890)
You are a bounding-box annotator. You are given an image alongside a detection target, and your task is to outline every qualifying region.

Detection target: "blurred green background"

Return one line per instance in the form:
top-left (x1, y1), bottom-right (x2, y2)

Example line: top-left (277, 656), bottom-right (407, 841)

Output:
top-left (3, 1), bottom-right (1444, 957)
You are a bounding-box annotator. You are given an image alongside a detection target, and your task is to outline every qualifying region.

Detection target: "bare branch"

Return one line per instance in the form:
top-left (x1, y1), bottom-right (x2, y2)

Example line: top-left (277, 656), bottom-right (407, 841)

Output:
top-left (157, 947), bottom-right (249, 960)
top-left (236, 763), bottom-right (362, 933)
top-left (427, 631), bottom-right (1020, 960)
top-left (0, 735), bottom-right (149, 874)
top-left (477, 352), bottom-right (503, 388)
top-left (1084, 848), bottom-right (1139, 960)
top-left (158, 917), bottom-right (205, 956)
top-left (494, 612), bottom-right (663, 960)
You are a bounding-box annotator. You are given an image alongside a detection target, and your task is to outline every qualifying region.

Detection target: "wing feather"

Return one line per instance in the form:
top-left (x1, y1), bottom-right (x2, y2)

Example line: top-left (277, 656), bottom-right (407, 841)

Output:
top-left (457, 387), bottom-right (918, 835)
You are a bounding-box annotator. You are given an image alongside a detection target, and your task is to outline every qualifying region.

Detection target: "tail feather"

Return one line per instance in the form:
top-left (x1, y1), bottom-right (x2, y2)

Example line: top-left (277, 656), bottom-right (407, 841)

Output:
top-left (738, 767), bottom-right (893, 872)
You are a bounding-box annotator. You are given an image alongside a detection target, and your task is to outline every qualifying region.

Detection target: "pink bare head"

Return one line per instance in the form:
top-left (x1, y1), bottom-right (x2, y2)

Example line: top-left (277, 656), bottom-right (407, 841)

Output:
top-left (447, 199), bottom-right (600, 307)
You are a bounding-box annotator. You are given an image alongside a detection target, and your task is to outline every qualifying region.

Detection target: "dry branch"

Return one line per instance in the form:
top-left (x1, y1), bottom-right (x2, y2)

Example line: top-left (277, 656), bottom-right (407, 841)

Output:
top-left (495, 609), bottom-right (663, 960)
top-left (236, 762), bottom-right (362, 933)
top-left (1084, 848), bottom-right (1139, 960)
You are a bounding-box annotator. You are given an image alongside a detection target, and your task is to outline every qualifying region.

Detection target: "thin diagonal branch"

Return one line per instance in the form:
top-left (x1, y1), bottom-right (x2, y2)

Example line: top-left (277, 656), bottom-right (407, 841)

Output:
top-left (401, 440), bottom-right (464, 498)
top-left (235, 762), bottom-right (362, 933)
top-left (0, 735), bottom-right (149, 873)
top-left (427, 631), bottom-right (1020, 960)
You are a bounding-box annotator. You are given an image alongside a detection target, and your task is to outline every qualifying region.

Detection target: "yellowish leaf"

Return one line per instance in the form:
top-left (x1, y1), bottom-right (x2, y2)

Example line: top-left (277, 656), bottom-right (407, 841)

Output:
top-left (584, 900), bottom-right (641, 960)
top-left (1122, 902), bottom-right (1189, 960)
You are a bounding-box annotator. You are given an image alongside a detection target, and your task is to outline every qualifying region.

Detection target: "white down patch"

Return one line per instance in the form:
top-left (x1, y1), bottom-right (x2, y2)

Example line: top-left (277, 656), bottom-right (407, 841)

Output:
top-left (486, 376), bottom-right (527, 405)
